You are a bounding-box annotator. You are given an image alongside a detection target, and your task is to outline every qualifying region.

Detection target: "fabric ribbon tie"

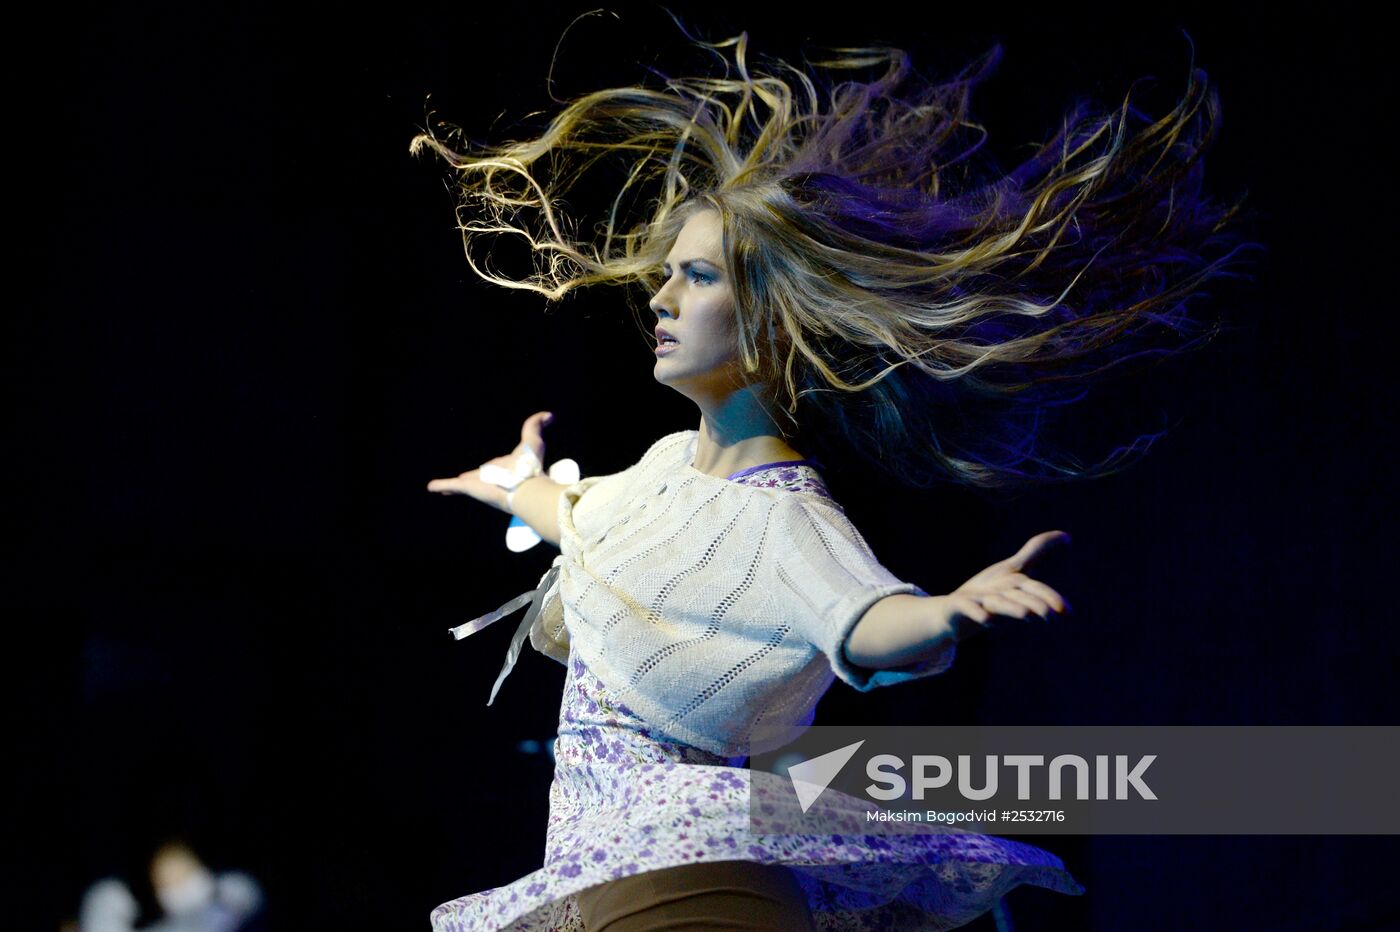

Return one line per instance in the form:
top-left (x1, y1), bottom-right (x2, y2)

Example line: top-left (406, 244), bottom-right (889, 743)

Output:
top-left (449, 557), bottom-right (562, 705)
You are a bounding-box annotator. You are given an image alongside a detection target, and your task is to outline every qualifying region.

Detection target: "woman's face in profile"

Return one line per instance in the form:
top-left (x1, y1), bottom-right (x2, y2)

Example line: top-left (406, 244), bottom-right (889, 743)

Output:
top-left (649, 208), bottom-right (744, 400)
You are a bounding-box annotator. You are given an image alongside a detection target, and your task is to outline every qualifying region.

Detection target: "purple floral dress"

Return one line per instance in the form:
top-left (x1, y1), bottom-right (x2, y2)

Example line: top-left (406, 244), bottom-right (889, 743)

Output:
top-left (430, 463), bottom-right (1084, 931)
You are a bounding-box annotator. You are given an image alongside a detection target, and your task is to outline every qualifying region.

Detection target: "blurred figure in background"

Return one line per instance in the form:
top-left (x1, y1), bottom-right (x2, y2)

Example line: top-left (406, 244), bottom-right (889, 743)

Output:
top-left (77, 878), bottom-right (140, 932)
top-left (76, 840), bottom-right (262, 932)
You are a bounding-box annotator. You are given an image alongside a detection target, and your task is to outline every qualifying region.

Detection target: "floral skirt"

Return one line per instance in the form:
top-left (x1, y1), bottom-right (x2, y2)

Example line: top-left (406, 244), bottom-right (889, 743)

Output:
top-left (430, 649), bottom-right (1084, 931)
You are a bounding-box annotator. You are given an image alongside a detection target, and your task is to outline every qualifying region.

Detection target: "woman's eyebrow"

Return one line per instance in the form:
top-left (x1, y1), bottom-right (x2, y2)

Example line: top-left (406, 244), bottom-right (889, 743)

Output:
top-left (662, 257), bottom-right (726, 273)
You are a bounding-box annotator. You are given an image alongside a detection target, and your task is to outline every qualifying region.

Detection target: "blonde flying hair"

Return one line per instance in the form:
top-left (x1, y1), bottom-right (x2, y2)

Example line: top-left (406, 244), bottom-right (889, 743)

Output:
top-left (410, 23), bottom-right (1254, 488)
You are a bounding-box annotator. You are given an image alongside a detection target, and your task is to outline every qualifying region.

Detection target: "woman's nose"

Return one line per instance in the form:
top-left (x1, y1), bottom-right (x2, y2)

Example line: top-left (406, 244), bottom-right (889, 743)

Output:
top-left (649, 284), bottom-right (674, 318)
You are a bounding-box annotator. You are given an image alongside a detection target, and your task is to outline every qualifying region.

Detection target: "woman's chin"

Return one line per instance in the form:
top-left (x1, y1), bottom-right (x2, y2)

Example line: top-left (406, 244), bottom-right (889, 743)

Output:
top-left (652, 364), bottom-right (700, 398)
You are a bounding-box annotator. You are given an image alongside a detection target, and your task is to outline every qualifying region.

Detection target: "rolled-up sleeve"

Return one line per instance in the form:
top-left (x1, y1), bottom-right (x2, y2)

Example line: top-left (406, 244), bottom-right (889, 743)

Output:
top-left (768, 494), bottom-right (956, 691)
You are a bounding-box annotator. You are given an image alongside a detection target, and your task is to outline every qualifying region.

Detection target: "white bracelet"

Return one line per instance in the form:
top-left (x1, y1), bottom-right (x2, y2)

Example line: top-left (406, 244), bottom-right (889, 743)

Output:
top-left (480, 447), bottom-right (544, 492)
top-left (505, 478), bottom-right (534, 515)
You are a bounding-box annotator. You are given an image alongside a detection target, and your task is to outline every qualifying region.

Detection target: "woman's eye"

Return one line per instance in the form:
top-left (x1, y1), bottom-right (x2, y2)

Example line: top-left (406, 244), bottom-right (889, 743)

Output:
top-left (659, 267), bottom-right (712, 285)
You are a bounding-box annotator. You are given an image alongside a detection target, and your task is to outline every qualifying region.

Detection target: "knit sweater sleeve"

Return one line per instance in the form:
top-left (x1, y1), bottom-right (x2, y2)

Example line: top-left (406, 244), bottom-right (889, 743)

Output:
top-left (768, 493), bottom-right (957, 692)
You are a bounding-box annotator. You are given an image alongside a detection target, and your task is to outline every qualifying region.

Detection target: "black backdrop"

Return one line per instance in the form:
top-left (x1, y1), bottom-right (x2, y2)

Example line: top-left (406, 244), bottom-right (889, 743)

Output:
top-left (13, 2), bottom-right (1398, 929)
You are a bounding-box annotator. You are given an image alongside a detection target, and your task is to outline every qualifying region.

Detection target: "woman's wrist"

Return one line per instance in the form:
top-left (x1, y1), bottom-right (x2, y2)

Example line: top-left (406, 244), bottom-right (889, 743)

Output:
top-left (939, 592), bottom-right (997, 645)
top-left (924, 595), bottom-right (962, 650)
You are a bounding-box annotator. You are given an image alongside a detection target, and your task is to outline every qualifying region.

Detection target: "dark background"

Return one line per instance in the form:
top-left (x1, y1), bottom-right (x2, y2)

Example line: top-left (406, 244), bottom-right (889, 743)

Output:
top-left (12, 1), bottom-right (1397, 929)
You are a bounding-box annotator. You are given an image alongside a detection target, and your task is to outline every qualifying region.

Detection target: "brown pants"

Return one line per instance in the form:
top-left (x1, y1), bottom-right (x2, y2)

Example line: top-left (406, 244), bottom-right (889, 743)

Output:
top-left (575, 859), bottom-right (818, 931)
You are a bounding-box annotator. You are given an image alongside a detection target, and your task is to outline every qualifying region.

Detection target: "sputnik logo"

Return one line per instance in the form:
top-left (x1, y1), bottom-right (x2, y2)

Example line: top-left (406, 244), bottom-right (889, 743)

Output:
top-left (786, 740), bottom-right (866, 813)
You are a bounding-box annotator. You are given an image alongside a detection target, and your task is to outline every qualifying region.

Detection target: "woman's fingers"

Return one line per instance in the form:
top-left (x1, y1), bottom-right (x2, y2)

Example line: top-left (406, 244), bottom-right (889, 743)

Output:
top-left (1009, 530), bottom-right (1071, 572)
top-left (964, 587), bottom-right (1043, 617)
top-left (520, 411), bottom-right (554, 460)
top-left (957, 531), bottom-right (1069, 591)
top-left (979, 593), bottom-right (1031, 620)
top-left (426, 474), bottom-right (461, 493)
top-left (427, 469), bottom-right (479, 495)
top-left (1016, 577), bottom-right (1071, 615)
top-left (947, 561), bottom-right (1073, 641)
top-left (1001, 587), bottom-right (1052, 620)
top-left (426, 468), bottom-right (510, 511)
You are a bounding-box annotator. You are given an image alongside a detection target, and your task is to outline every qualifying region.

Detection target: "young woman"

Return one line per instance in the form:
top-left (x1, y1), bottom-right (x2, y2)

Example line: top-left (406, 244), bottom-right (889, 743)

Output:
top-left (419, 26), bottom-right (1246, 930)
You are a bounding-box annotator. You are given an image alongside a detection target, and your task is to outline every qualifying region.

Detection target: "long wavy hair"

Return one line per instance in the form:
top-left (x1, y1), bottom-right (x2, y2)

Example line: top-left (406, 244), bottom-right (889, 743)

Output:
top-left (410, 23), bottom-right (1255, 488)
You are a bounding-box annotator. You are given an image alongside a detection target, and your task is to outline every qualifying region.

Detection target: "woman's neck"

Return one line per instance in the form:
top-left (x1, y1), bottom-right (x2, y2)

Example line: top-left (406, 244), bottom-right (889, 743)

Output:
top-left (690, 385), bottom-right (805, 479)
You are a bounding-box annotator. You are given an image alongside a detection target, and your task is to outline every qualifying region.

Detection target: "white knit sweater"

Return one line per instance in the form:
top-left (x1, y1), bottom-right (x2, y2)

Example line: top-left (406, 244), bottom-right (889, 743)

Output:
top-left (488, 429), bottom-right (956, 756)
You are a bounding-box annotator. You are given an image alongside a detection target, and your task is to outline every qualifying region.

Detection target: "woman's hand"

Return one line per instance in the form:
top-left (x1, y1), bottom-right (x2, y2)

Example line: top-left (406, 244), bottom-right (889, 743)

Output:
top-left (942, 530), bottom-right (1073, 639)
top-left (426, 411), bottom-right (555, 514)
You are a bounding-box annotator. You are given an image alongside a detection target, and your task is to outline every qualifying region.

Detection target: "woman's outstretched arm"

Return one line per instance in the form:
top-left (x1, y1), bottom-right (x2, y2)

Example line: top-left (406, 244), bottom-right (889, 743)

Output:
top-left (844, 531), bottom-right (1072, 672)
top-left (427, 410), bottom-right (566, 547)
